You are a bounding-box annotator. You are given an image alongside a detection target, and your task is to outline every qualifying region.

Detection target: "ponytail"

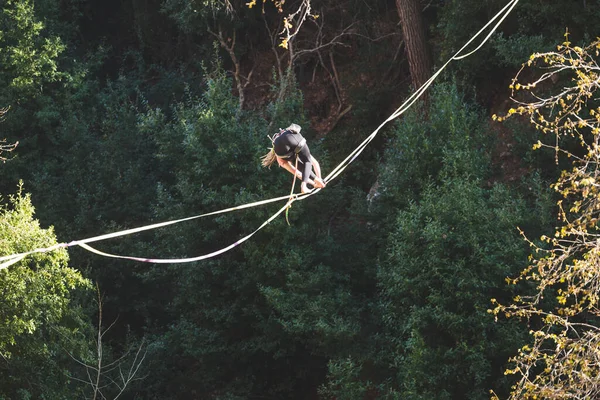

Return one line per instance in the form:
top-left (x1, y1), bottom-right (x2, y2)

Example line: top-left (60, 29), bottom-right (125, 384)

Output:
top-left (261, 148), bottom-right (277, 168)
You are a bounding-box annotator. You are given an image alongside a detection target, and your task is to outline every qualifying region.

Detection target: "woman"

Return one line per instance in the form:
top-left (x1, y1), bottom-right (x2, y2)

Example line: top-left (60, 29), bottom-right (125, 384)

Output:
top-left (261, 123), bottom-right (326, 193)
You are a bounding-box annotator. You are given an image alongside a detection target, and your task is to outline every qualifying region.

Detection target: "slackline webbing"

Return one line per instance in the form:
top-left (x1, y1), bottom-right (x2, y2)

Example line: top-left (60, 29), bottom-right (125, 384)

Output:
top-left (0, 0), bottom-right (519, 269)
top-left (0, 192), bottom-right (311, 269)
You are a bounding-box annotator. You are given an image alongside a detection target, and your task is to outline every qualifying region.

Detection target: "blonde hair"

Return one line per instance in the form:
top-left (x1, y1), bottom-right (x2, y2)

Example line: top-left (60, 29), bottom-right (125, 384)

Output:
top-left (261, 148), bottom-right (278, 168)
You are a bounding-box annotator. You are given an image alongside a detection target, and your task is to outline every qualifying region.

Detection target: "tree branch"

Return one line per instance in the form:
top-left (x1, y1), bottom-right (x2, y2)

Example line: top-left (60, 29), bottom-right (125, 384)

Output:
top-left (207, 26), bottom-right (249, 113)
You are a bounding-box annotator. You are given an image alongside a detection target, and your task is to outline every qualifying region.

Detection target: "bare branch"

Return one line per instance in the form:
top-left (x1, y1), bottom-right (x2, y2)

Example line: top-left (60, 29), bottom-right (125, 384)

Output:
top-left (278, 0), bottom-right (315, 50)
top-left (208, 26), bottom-right (249, 112)
top-left (293, 22), bottom-right (356, 58)
top-left (64, 285), bottom-right (148, 399)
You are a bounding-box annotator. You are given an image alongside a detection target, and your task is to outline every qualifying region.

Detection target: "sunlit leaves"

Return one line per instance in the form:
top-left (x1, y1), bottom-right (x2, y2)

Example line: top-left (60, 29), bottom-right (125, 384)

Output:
top-left (0, 183), bottom-right (89, 359)
top-left (0, 0), bottom-right (65, 97)
top-left (492, 34), bottom-right (600, 400)
top-left (246, 0), bottom-right (317, 48)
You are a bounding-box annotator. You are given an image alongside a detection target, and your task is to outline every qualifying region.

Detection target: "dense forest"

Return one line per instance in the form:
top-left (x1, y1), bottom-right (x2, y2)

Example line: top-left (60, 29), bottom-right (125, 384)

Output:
top-left (1, 0), bottom-right (600, 398)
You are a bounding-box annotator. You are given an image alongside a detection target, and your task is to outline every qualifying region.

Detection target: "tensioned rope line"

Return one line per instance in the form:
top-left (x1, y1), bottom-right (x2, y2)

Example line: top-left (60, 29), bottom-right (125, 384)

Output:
top-left (0, 192), bottom-right (310, 268)
top-left (69, 0), bottom-right (519, 265)
top-left (0, 0), bottom-right (519, 270)
top-left (322, 0), bottom-right (520, 185)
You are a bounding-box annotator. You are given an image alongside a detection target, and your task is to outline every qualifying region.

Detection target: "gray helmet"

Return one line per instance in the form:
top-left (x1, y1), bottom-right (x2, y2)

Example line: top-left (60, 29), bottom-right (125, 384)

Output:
top-left (286, 123), bottom-right (301, 133)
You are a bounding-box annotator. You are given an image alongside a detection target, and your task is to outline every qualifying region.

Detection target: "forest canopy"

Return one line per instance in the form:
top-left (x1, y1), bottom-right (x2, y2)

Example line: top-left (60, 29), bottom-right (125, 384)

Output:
top-left (1, 0), bottom-right (599, 398)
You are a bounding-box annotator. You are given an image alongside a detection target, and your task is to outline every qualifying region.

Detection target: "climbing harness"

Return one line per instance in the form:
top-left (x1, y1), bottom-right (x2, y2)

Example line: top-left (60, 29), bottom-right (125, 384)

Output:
top-left (271, 129), bottom-right (307, 160)
top-left (279, 136), bottom-right (306, 159)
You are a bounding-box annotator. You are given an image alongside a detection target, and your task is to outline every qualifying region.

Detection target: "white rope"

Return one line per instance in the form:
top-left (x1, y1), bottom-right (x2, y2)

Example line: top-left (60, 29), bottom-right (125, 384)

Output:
top-left (0, 192), bottom-right (308, 269)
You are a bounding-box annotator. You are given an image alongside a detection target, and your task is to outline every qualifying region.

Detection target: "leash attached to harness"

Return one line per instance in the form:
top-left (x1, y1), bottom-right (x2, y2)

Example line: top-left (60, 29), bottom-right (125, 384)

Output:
top-left (284, 156), bottom-right (302, 226)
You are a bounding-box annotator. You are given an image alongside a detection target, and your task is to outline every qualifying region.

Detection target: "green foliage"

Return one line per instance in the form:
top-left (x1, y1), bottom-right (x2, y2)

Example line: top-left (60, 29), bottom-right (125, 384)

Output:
top-left (0, 0), bottom-right (579, 398)
top-left (375, 84), bottom-right (492, 211)
top-left (161, 0), bottom-right (233, 33)
top-left (378, 179), bottom-right (531, 399)
top-left (151, 69), bottom-right (268, 211)
top-left (31, 0), bottom-right (85, 44)
top-left (368, 84), bottom-right (554, 399)
top-left (129, 62), bottom-right (379, 399)
top-left (0, 184), bottom-right (89, 355)
top-left (0, 65), bottom-right (157, 240)
top-left (0, 0), bottom-right (65, 100)
top-left (511, 0), bottom-right (600, 39)
top-left (266, 70), bottom-right (309, 129)
top-left (0, 184), bottom-right (91, 399)
top-left (135, 66), bottom-right (301, 399)
top-left (319, 358), bottom-right (373, 400)
top-left (491, 33), bottom-right (549, 68)
top-left (433, 0), bottom-right (600, 89)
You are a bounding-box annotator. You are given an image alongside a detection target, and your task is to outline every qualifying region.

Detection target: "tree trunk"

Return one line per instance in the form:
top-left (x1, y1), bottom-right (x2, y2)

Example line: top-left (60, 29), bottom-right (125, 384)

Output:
top-left (396, 0), bottom-right (432, 91)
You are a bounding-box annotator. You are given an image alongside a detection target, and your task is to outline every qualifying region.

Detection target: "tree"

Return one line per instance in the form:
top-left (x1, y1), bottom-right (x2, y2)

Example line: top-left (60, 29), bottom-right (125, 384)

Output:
top-left (491, 33), bottom-right (600, 399)
top-left (0, 0), bottom-right (64, 169)
top-left (433, 0), bottom-right (600, 102)
top-left (0, 183), bottom-right (92, 398)
top-left (395, 0), bottom-right (431, 91)
top-left (131, 66), bottom-right (309, 399)
top-left (0, 0), bottom-right (65, 100)
top-left (0, 106), bottom-right (18, 162)
top-left (372, 84), bottom-right (550, 400)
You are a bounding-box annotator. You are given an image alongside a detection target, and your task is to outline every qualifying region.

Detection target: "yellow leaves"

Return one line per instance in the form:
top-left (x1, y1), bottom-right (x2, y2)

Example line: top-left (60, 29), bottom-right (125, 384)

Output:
top-left (277, 17), bottom-right (293, 48)
top-left (564, 28), bottom-right (571, 47)
top-left (283, 17), bottom-right (293, 29)
top-left (496, 43), bottom-right (600, 395)
top-left (492, 113), bottom-right (508, 122)
top-left (246, 0), bottom-right (257, 8)
top-left (273, 0), bottom-right (285, 11)
top-left (559, 98), bottom-right (566, 109)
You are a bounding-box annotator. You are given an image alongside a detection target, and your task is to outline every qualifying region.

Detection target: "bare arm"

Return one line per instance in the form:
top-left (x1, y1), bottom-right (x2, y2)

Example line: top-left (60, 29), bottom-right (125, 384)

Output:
top-left (277, 157), bottom-right (300, 178)
top-left (277, 157), bottom-right (316, 185)
top-left (309, 156), bottom-right (326, 189)
top-left (311, 156), bottom-right (323, 179)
